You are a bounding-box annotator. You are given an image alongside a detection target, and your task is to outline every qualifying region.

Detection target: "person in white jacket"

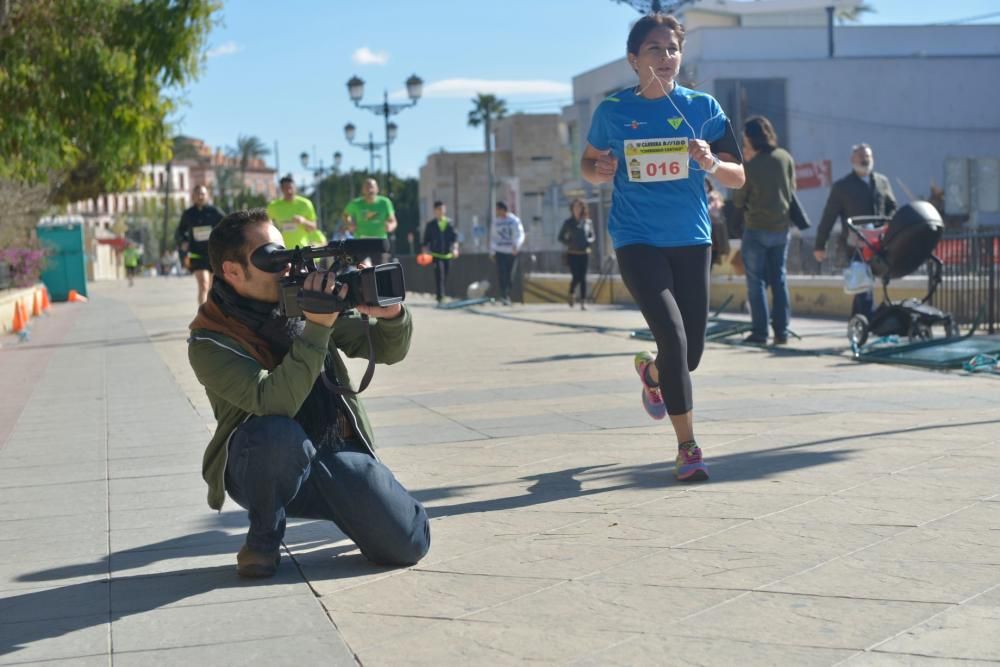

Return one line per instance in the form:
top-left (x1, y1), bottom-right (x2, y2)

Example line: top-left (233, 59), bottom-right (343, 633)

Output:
top-left (490, 201), bottom-right (526, 305)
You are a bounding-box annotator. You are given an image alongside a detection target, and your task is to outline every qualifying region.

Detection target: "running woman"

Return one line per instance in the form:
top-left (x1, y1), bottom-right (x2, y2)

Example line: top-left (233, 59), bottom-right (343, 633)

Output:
top-left (581, 13), bottom-right (745, 481)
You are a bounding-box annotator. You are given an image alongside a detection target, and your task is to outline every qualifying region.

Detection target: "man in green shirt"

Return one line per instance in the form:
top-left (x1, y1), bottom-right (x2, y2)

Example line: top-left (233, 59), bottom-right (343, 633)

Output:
top-left (267, 175), bottom-right (327, 249)
top-left (343, 178), bottom-right (397, 240)
top-left (123, 244), bottom-right (141, 287)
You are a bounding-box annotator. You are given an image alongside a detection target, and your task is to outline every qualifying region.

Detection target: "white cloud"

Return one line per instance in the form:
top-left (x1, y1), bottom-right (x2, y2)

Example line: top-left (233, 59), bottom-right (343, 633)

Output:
top-left (393, 78), bottom-right (572, 100)
top-left (352, 47), bottom-right (390, 66)
top-left (206, 41), bottom-right (241, 58)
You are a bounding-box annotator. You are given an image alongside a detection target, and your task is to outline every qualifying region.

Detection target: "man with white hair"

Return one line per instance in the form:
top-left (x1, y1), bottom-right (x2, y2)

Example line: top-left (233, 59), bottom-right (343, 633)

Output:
top-left (814, 143), bottom-right (897, 318)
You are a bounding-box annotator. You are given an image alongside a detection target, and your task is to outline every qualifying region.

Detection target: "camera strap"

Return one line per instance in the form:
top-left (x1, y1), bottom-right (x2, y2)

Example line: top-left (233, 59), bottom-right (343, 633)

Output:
top-left (320, 314), bottom-right (376, 396)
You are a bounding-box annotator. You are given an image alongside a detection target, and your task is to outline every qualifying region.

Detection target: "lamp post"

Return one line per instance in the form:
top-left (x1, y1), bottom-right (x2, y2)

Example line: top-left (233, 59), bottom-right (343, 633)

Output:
top-left (299, 151), bottom-right (343, 234)
top-left (343, 123), bottom-right (389, 179)
top-left (345, 74), bottom-right (422, 198)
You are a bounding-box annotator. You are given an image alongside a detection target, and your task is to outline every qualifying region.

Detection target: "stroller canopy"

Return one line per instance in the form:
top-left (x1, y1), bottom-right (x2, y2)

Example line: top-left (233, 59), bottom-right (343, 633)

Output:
top-left (875, 201), bottom-right (944, 279)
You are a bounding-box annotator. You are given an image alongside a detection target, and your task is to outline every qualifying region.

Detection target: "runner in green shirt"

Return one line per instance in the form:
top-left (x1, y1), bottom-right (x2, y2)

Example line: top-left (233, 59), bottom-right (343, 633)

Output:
top-left (123, 244), bottom-right (141, 287)
top-left (343, 178), bottom-right (398, 240)
top-left (267, 175), bottom-right (327, 249)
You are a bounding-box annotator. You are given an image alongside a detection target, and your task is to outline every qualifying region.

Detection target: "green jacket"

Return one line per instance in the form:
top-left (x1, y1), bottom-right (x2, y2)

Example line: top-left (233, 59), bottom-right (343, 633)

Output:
top-left (732, 147), bottom-right (796, 233)
top-left (188, 307), bottom-right (412, 510)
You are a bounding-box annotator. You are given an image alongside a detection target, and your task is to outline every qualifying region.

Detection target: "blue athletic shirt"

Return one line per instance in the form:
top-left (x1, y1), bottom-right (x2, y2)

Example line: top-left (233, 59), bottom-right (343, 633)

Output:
top-left (587, 84), bottom-right (729, 249)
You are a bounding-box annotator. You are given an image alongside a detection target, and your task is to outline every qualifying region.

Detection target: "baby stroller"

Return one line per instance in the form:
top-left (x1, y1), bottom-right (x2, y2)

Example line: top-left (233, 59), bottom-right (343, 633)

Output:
top-left (844, 201), bottom-right (958, 347)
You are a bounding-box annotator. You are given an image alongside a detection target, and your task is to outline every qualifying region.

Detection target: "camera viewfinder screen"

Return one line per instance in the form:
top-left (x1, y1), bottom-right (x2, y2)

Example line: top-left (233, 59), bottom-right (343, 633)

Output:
top-left (374, 265), bottom-right (404, 304)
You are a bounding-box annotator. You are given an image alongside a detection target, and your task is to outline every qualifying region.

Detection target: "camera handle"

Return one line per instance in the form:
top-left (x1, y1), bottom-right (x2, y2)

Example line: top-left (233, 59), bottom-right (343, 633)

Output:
top-left (319, 314), bottom-right (376, 396)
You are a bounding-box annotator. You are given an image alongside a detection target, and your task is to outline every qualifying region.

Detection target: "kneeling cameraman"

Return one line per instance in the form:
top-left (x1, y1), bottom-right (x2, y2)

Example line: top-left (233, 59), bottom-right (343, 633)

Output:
top-left (188, 208), bottom-right (429, 578)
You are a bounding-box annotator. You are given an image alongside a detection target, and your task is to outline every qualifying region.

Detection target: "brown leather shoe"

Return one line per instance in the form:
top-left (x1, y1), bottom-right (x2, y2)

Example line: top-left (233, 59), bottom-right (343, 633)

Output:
top-left (236, 544), bottom-right (280, 578)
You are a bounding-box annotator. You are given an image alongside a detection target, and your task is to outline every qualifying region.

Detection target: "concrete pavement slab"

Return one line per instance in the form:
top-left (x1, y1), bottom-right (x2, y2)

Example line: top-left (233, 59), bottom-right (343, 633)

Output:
top-left (111, 633), bottom-right (357, 666)
top-left (576, 635), bottom-right (857, 666)
top-left (677, 591), bottom-right (948, 650)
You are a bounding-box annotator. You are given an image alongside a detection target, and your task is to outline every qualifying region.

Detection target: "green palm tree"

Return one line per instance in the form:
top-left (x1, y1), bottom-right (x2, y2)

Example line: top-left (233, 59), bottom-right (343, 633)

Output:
top-left (836, 2), bottom-right (876, 23)
top-left (214, 164), bottom-right (237, 211)
top-left (233, 134), bottom-right (270, 187)
top-left (467, 93), bottom-right (507, 233)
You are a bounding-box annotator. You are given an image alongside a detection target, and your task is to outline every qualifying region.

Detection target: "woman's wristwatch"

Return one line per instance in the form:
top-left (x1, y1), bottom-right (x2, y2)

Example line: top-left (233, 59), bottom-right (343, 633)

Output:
top-left (705, 155), bottom-right (721, 174)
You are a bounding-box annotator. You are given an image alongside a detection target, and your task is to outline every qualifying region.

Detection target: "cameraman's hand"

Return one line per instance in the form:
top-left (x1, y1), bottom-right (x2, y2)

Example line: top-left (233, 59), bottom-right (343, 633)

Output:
top-left (301, 271), bottom-right (347, 328)
top-left (356, 303), bottom-right (402, 320)
top-left (350, 261), bottom-right (403, 320)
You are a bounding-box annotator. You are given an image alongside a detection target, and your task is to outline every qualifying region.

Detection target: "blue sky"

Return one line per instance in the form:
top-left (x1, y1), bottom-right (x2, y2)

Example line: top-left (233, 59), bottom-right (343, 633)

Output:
top-left (171, 0), bottom-right (1000, 186)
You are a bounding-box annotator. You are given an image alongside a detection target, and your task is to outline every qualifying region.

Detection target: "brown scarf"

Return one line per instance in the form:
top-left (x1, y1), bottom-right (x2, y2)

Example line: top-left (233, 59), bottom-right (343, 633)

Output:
top-left (189, 297), bottom-right (280, 369)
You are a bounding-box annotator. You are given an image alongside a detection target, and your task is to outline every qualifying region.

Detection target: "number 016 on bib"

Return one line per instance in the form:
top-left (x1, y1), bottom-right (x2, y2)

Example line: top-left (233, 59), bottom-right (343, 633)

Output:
top-left (625, 138), bottom-right (689, 183)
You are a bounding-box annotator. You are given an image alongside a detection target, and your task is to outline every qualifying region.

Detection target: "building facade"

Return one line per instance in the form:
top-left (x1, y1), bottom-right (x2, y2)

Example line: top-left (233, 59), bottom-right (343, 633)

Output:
top-left (418, 113), bottom-right (569, 253)
top-left (67, 135), bottom-right (278, 220)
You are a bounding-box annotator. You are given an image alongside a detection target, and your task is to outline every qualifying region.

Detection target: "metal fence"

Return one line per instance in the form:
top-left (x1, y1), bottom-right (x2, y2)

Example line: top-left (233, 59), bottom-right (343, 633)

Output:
top-left (0, 262), bottom-right (11, 290)
top-left (931, 230), bottom-right (999, 333)
top-left (396, 229), bottom-right (999, 330)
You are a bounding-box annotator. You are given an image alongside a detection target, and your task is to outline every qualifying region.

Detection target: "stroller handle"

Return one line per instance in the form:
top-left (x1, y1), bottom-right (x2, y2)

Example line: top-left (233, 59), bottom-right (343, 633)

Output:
top-left (844, 215), bottom-right (891, 257)
top-left (844, 214), bottom-right (890, 229)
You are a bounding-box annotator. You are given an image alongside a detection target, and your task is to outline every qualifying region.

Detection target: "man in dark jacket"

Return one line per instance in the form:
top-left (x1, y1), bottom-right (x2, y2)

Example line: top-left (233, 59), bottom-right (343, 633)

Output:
top-left (814, 143), bottom-right (897, 317)
top-left (176, 185), bottom-right (225, 306)
top-left (421, 201), bottom-right (459, 304)
top-left (188, 209), bottom-right (429, 578)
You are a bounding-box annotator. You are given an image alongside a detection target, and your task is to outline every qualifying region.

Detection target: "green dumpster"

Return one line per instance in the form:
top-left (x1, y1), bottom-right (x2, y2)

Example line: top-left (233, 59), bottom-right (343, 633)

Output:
top-left (37, 220), bottom-right (88, 301)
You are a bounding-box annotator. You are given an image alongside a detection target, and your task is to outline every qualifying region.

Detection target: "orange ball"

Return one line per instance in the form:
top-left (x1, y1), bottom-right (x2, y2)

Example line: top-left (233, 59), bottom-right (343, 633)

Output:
top-left (416, 253), bottom-right (433, 267)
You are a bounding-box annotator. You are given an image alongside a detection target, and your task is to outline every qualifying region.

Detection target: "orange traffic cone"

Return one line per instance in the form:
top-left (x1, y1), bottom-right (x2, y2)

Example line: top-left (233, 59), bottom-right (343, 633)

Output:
top-left (11, 301), bottom-right (26, 335)
top-left (19, 299), bottom-right (30, 324)
top-left (67, 289), bottom-right (88, 303)
top-left (32, 291), bottom-right (42, 317)
top-left (41, 286), bottom-right (51, 312)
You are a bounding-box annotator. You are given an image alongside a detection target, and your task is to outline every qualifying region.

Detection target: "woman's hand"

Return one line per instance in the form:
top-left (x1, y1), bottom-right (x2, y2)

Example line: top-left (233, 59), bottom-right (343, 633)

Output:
top-left (581, 144), bottom-right (618, 185)
top-left (688, 139), bottom-right (715, 171)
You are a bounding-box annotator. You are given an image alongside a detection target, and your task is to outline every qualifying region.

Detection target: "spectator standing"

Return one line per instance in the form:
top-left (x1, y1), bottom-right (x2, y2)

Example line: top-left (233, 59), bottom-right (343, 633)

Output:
top-left (732, 116), bottom-right (796, 345)
top-left (814, 143), bottom-right (897, 318)
top-left (422, 201), bottom-right (459, 305)
top-left (489, 201), bottom-right (525, 306)
top-left (557, 198), bottom-right (595, 309)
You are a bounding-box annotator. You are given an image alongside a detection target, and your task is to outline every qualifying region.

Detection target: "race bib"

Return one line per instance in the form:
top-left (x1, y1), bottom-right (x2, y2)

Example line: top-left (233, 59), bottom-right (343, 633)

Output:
top-left (282, 221), bottom-right (298, 233)
top-left (625, 137), bottom-right (689, 183)
top-left (192, 226), bottom-right (212, 242)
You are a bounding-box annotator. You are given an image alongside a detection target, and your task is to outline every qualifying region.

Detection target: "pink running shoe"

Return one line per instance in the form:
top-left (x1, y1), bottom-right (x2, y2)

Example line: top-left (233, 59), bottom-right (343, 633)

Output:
top-left (675, 441), bottom-right (709, 482)
top-left (634, 351), bottom-right (667, 420)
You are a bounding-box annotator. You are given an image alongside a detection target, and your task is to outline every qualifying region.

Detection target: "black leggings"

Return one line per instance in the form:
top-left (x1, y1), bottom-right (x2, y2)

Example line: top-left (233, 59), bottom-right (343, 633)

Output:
top-left (567, 254), bottom-right (588, 300)
top-left (616, 244), bottom-right (711, 415)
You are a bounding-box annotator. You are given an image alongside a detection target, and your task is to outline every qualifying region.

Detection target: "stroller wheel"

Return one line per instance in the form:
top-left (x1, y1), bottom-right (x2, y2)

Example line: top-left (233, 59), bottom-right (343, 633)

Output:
top-left (909, 322), bottom-right (932, 343)
top-left (848, 314), bottom-right (870, 347)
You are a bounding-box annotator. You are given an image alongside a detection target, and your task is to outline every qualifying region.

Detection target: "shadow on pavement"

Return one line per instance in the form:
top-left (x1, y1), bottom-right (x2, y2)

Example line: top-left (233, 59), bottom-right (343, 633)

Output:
top-left (417, 417), bottom-right (1000, 519)
top-left (508, 351), bottom-right (636, 365)
top-left (0, 565), bottom-right (291, 657)
top-left (3, 524), bottom-right (383, 657)
top-left (417, 442), bottom-right (856, 518)
top-left (15, 512), bottom-right (361, 586)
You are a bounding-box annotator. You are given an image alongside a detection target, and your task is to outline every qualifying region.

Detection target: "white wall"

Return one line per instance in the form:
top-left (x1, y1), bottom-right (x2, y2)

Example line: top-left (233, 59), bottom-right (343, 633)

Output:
top-left (697, 56), bottom-right (1000, 228)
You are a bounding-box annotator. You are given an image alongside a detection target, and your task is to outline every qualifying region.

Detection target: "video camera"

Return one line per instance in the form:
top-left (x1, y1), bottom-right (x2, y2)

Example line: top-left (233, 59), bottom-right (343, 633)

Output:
top-left (250, 238), bottom-right (405, 318)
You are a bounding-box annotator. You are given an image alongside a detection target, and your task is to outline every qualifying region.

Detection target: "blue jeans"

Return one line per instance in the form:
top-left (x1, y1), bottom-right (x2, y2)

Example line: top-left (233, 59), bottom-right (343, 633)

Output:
top-left (225, 415), bottom-right (430, 566)
top-left (741, 228), bottom-right (791, 340)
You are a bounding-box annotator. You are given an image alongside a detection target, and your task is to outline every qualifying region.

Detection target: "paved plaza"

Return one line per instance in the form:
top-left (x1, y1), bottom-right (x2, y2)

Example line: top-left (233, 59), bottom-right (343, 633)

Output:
top-left (1, 276), bottom-right (998, 665)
